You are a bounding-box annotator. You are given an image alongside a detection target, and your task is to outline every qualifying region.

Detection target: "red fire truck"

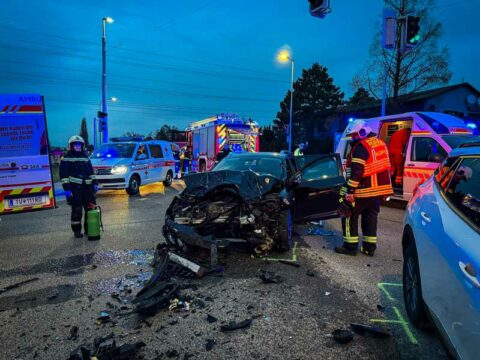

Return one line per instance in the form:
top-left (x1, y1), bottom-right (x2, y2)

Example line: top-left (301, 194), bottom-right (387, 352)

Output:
top-left (185, 114), bottom-right (260, 172)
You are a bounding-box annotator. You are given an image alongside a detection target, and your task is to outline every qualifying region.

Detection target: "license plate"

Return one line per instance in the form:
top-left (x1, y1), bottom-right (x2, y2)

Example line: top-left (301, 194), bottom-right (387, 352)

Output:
top-left (7, 195), bottom-right (48, 208)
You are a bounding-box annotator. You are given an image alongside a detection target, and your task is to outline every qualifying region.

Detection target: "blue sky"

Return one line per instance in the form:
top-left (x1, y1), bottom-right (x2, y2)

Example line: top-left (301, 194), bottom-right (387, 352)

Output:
top-left (1, 0), bottom-right (479, 146)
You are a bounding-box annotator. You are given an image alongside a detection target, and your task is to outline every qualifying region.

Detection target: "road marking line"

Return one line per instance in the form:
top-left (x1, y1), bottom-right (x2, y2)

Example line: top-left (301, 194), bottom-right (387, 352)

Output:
top-left (378, 282), bottom-right (402, 301)
top-left (264, 241), bottom-right (298, 262)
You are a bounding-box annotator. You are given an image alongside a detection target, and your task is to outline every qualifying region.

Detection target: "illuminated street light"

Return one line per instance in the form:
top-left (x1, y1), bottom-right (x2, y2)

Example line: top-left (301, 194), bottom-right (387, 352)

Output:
top-left (276, 48), bottom-right (295, 154)
top-left (104, 17), bottom-right (114, 24)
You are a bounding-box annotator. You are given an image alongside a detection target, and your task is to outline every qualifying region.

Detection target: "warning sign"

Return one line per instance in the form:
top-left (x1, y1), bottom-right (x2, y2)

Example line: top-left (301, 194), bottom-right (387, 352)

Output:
top-left (0, 94), bottom-right (56, 214)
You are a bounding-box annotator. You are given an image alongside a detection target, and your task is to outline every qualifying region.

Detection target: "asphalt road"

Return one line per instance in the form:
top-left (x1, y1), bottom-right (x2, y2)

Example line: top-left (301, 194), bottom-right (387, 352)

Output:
top-left (0, 182), bottom-right (447, 359)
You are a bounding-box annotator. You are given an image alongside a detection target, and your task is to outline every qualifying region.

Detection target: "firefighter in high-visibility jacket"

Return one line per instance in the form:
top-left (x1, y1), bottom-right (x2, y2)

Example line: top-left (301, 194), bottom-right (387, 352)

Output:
top-left (60, 135), bottom-right (98, 238)
top-left (335, 121), bottom-right (393, 256)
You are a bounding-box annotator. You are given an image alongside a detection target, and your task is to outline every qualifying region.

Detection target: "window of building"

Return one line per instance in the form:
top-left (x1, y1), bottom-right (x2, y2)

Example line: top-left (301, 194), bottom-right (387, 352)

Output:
top-left (148, 144), bottom-right (164, 159)
top-left (411, 137), bottom-right (447, 163)
top-left (445, 157), bottom-right (480, 229)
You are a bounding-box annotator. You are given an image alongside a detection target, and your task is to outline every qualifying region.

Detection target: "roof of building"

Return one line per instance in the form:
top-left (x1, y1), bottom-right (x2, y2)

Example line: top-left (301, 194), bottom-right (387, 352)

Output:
top-left (340, 82), bottom-right (480, 113)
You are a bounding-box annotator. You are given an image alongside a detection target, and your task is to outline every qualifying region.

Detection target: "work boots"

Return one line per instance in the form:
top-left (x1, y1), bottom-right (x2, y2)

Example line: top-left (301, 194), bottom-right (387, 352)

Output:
top-left (74, 232), bottom-right (83, 238)
top-left (334, 243), bottom-right (358, 256)
top-left (360, 242), bottom-right (376, 257)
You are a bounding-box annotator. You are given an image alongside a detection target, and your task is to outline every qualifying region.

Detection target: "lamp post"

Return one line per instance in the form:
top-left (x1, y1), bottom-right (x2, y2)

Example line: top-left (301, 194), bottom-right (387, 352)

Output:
top-left (277, 49), bottom-right (295, 154)
top-left (101, 16), bottom-right (114, 144)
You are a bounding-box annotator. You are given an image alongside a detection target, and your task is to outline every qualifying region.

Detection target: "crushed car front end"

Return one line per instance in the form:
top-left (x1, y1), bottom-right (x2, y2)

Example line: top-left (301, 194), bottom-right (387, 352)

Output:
top-left (162, 169), bottom-right (289, 255)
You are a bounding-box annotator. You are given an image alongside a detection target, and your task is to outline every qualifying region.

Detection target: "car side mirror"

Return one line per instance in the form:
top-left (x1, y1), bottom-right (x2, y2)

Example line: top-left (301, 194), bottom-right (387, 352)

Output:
top-left (136, 153), bottom-right (147, 160)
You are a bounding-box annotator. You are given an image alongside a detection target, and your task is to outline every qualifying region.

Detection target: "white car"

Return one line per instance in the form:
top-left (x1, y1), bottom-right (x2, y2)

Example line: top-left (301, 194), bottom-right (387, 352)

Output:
top-left (91, 139), bottom-right (177, 195)
top-left (403, 144), bottom-right (480, 359)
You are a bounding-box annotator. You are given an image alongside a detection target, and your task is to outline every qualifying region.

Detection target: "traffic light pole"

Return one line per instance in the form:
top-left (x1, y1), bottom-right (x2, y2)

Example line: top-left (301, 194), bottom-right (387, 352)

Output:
top-left (101, 18), bottom-right (108, 144)
top-left (288, 60), bottom-right (295, 154)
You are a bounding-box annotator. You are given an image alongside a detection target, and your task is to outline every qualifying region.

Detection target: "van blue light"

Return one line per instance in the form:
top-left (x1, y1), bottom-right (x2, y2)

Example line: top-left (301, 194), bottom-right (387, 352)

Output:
top-left (467, 122), bottom-right (477, 129)
top-left (348, 117), bottom-right (355, 123)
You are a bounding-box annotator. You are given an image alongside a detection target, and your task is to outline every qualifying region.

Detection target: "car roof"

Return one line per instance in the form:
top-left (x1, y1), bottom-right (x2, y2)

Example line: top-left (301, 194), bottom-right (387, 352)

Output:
top-left (450, 146), bottom-right (480, 157)
top-left (228, 152), bottom-right (288, 159)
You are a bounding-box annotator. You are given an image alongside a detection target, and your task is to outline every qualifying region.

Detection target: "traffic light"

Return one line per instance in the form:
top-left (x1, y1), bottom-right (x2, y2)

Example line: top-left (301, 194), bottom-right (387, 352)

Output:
top-left (405, 16), bottom-right (421, 49)
top-left (309, 0), bottom-right (330, 18)
top-left (97, 111), bottom-right (107, 132)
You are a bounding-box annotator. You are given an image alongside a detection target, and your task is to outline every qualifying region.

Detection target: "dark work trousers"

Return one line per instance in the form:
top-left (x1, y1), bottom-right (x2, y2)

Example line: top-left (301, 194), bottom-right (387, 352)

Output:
top-left (341, 196), bottom-right (381, 249)
top-left (69, 184), bottom-right (96, 234)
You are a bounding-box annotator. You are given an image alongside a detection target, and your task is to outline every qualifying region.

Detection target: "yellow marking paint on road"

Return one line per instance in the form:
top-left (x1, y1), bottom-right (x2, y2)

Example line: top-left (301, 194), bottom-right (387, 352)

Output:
top-left (264, 241), bottom-right (298, 262)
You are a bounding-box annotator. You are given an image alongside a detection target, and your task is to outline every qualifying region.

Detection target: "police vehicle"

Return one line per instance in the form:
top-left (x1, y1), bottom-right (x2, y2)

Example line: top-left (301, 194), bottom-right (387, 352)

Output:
top-left (90, 138), bottom-right (177, 195)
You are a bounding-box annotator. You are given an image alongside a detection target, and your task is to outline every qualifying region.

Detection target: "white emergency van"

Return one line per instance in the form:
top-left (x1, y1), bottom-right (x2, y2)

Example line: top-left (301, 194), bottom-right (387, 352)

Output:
top-left (336, 112), bottom-right (480, 200)
top-left (90, 138), bottom-right (177, 195)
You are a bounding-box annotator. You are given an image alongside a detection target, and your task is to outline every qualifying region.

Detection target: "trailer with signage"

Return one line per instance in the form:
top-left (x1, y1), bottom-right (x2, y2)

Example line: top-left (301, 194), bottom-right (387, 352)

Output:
top-left (0, 94), bottom-right (56, 215)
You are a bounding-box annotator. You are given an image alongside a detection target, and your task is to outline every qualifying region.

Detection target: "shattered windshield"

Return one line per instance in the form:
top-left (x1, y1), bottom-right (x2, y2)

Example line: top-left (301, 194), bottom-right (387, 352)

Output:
top-left (214, 156), bottom-right (284, 179)
top-left (92, 143), bottom-right (137, 159)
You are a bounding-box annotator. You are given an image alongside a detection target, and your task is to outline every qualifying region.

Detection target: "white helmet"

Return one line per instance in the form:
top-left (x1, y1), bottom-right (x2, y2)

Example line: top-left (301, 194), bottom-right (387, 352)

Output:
top-left (68, 135), bottom-right (85, 150)
top-left (346, 120), bottom-right (371, 139)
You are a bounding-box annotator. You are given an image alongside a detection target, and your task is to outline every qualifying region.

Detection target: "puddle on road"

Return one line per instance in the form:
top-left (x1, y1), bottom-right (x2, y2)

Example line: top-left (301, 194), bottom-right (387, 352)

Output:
top-left (0, 249), bottom-right (155, 311)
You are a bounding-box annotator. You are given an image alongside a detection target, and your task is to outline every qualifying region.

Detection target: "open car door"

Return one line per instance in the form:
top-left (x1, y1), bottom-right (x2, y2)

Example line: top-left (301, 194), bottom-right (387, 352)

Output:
top-left (292, 154), bottom-right (345, 222)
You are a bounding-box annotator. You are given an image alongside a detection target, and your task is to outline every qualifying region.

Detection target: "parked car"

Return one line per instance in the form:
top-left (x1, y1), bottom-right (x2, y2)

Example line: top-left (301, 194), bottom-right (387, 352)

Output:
top-left (162, 152), bottom-right (345, 253)
top-left (91, 139), bottom-right (177, 195)
top-left (402, 143), bottom-right (480, 359)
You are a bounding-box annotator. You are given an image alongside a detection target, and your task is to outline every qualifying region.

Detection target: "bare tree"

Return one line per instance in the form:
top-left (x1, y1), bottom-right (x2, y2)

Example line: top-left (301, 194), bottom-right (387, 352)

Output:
top-left (352, 0), bottom-right (452, 105)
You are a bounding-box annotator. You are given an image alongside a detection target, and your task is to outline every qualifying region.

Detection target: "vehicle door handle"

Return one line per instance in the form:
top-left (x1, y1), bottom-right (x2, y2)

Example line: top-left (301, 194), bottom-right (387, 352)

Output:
top-left (459, 262), bottom-right (480, 289)
top-left (420, 211), bottom-right (431, 223)
top-left (407, 164), bottom-right (415, 167)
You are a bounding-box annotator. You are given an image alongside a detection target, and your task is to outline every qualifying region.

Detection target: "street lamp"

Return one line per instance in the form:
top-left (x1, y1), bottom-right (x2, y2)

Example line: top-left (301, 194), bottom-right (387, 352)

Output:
top-left (277, 49), bottom-right (295, 154)
top-left (101, 16), bottom-right (114, 144)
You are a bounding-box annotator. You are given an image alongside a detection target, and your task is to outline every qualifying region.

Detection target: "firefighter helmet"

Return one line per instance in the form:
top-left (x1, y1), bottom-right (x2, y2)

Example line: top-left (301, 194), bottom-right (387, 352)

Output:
top-left (346, 120), bottom-right (372, 139)
top-left (68, 135), bottom-right (85, 150)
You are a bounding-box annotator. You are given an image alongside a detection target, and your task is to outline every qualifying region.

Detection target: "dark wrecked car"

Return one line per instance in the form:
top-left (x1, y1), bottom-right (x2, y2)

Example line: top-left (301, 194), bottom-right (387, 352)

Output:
top-left (162, 152), bottom-right (345, 255)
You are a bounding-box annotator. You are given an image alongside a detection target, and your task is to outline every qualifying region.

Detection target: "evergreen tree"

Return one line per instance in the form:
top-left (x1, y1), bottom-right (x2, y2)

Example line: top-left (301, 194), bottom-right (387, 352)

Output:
top-left (273, 63), bottom-right (344, 151)
top-left (79, 117), bottom-right (89, 148)
top-left (348, 87), bottom-right (376, 106)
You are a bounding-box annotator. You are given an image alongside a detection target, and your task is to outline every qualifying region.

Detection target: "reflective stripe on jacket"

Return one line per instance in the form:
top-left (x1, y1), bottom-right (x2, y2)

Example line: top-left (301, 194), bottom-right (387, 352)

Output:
top-left (59, 151), bottom-right (97, 191)
top-left (344, 134), bottom-right (393, 198)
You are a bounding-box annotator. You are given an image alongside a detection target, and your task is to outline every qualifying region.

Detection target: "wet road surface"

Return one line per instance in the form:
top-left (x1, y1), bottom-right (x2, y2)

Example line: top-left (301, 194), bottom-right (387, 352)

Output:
top-left (0, 182), bottom-right (447, 359)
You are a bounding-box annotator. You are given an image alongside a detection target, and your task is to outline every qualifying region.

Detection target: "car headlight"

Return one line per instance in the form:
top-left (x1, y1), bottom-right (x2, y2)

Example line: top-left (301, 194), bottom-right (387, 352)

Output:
top-left (111, 165), bottom-right (128, 175)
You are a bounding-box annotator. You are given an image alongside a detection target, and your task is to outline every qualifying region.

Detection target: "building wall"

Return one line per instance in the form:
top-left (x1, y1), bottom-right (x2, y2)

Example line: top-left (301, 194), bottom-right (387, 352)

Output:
top-left (424, 87), bottom-right (480, 119)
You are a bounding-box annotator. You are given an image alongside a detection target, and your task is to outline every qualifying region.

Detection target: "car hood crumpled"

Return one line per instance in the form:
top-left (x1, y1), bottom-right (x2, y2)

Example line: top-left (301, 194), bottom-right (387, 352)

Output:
top-left (182, 170), bottom-right (281, 200)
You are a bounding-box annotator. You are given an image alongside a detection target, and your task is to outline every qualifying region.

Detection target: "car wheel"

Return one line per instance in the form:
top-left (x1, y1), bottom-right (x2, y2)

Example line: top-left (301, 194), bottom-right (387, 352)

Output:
top-left (403, 243), bottom-right (430, 328)
top-left (163, 170), bottom-right (173, 187)
top-left (277, 208), bottom-right (293, 251)
top-left (126, 175), bottom-right (140, 195)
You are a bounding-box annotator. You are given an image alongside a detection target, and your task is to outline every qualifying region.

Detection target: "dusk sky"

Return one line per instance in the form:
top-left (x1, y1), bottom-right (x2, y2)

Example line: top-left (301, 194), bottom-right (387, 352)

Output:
top-left (1, 0), bottom-right (479, 146)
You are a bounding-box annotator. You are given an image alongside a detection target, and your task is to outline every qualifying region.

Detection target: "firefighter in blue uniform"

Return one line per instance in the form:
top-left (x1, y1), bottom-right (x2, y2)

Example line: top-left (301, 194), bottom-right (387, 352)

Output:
top-left (60, 136), bottom-right (98, 238)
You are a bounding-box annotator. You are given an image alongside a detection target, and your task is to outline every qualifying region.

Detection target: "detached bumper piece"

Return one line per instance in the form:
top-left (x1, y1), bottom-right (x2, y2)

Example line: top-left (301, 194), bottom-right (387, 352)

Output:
top-left (134, 244), bottom-right (221, 315)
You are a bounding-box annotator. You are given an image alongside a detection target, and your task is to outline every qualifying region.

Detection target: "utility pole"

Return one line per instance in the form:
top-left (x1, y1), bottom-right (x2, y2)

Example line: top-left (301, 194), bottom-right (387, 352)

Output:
top-left (288, 59), bottom-right (295, 154)
top-left (101, 17), bottom-right (113, 144)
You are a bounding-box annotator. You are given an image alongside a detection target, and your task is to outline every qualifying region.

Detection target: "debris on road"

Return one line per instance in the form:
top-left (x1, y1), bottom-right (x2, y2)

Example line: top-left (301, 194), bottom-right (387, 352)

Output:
top-left (350, 323), bottom-right (391, 338)
top-left (278, 260), bottom-right (300, 268)
top-left (258, 270), bottom-right (282, 284)
top-left (67, 333), bottom-right (146, 360)
top-left (325, 292), bottom-right (331, 296)
top-left (377, 304), bottom-right (385, 312)
top-left (306, 270), bottom-right (315, 277)
top-left (206, 314), bottom-right (218, 323)
top-left (304, 227), bottom-right (334, 236)
top-left (69, 326), bottom-right (79, 340)
top-left (206, 338), bottom-right (215, 351)
top-left (96, 311), bottom-right (111, 325)
top-left (332, 329), bottom-right (354, 344)
top-left (0, 277), bottom-right (40, 295)
top-left (220, 318), bottom-right (252, 332)
top-left (169, 298), bottom-right (190, 312)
